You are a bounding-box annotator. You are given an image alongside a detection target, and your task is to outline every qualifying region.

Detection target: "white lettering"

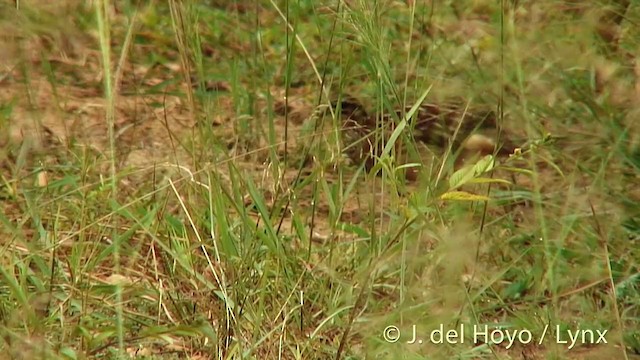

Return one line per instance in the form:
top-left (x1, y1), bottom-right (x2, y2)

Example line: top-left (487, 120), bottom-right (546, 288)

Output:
top-left (430, 324), bottom-right (444, 344)
top-left (596, 330), bottom-right (608, 344)
top-left (474, 324), bottom-right (488, 344)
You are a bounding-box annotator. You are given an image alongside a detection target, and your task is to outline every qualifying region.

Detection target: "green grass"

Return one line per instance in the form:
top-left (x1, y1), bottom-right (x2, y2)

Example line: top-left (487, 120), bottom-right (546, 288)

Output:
top-left (0, 0), bottom-right (639, 359)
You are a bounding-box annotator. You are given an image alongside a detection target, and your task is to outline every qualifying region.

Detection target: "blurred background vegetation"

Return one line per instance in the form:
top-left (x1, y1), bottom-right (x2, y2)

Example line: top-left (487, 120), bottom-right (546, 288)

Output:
top-left (0, 1), bottom-right (638, 359)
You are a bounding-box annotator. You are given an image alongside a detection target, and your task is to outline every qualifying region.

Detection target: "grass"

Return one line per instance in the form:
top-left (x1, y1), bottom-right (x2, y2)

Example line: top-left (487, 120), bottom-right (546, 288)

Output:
top-left (0, 0), bottom-right (639, 359)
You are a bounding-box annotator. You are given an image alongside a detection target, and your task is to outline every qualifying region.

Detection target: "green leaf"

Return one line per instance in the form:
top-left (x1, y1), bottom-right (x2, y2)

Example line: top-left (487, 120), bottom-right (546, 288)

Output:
top-left (396, 162), bottom-right (421, 171)
top-left (448, 165), bottom-right (476, 190)
top-left (440, 191), bottom-right (491, 201)
top-left (381, 86), bottom-right (432, 158)
top-left (467, 177), bottom-right (512, 185)
top-left (472, 154), bottom-right (496, 174)
top-left (448, 155), bottom-right (496, 190)
top-left (245, 176), bottom-right (279, 254)
top-left (501, 167), bottom-right (533, 175)
top-left (60, 347), bottom-right (78, 360)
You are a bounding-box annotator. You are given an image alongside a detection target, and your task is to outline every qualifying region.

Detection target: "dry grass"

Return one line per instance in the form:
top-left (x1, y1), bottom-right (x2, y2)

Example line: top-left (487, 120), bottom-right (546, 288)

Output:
top-left (0, 1), bottom-right (639, 359)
